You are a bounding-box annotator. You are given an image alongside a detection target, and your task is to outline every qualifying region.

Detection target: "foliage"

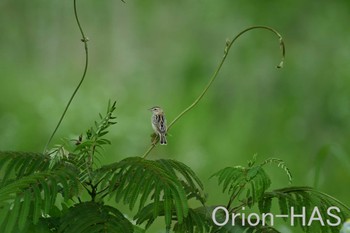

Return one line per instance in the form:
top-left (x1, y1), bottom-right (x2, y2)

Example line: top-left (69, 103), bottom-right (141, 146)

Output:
top-left (0, 102), bottom-right (350, 233)
top-left (0, 1), bottom-right (349, 233)
top-left (0, 152), bottom-right (80, 232)
top-left (58, 202), bottom-right (133, 233)
top-left (260, 187), bottom-right (350, 233)
top-left (1, 103), bottom-right (349, 232)
top-left (211, 156), bottom-right (272, 210)
top-left (0, 102), bottom-right (207, 232)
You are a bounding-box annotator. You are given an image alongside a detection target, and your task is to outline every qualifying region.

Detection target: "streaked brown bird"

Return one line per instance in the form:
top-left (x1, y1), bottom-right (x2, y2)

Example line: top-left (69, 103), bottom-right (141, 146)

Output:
top-left (149, 106), bottom-right (167, 145)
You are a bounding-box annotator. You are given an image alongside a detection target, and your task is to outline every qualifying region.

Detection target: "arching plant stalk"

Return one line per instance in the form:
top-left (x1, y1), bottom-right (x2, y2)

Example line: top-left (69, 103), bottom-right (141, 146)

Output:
top-left (44, 0), bottom-right (89, 153)
top-left (142, 25), bottom-right (285, 158)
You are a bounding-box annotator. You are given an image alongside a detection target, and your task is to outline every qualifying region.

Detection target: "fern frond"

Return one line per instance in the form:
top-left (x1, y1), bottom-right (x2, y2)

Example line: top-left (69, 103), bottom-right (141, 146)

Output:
top-left (260, 158), bottom-right (293, 184)
top-left (58, 202), bottom-right (133, 233)
top-left (64, 100), bottom-right (117, 182)
top-left (101, 157), bottom-right (187, 228)
top-left (135, 203), bottom-right (209, 232)
top-left (78, 100), bottom-right (117, 147)
top-left (94, 157), bottom-right (205, 230)
top-left (48, 144), bottom-right (71, 169)
top-left (157, 159), bottom-right (205, 204)
top-left (259, 186), bottom-right (350, 233)
top-left (0, 151), bottom-right (50, 185)
top-left (173, 206), bottom-right (211, 233)
top-left (0, 168), bottom-right (80, 233)
top-left (211, 163), bottom-right (271, 209)
top-left (133, 201), bottom-right (160, 229)
top-left (135, 204), bottom-right (209, 233)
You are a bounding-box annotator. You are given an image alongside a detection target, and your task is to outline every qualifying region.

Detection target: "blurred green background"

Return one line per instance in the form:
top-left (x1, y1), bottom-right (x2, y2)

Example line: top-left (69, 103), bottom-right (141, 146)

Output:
top-left (1, 0), bottom-right (350, 232)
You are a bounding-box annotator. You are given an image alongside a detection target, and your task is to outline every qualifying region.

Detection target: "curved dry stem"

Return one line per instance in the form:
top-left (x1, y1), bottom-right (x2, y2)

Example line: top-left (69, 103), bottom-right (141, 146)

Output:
top-left (142, 25), bottom-right (285, 158)
top-left (44, 0), bottom-right (89, 153)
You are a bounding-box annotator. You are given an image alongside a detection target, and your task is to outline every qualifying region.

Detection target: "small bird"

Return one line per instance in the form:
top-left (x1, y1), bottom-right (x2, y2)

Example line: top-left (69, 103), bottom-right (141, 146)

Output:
top-left (149, 106), bottom-right (167, 145)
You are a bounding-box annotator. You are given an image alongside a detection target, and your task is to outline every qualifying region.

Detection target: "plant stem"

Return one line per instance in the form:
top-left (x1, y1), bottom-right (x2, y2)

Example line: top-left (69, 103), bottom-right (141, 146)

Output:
top-left (142, 25), bottom-right (285, 159)
top-left (44, 0), bottom-right (89, 153)
top-left (226, 184), bottom-right (245, 211)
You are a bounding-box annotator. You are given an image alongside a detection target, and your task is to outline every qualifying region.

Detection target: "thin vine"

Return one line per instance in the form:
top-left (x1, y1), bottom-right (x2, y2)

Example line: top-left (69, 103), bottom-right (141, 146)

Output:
top-left (142, 25), bottom-right (285, 158)
top-left (44, 0), bottom-right (89, 153)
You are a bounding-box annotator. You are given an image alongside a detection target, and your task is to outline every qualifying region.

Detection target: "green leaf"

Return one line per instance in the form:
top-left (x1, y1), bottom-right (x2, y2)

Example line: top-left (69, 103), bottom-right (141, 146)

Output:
top-left (261, 186), bottom-right (350, 233)
top-left (0, 152), bottom-right (50, 185)
top-left (260, 158), bottom-right (292, 184)
top-left (71, 101), bottom-right (117, 171)
top-left (18, 190), bottom-right (32, 231)
top-left (0, 168), bottom-right (79, 232)
top-left (95, 157), bottom-right (205, 230)
top-left (173, 206), bottom-right (211, 233)
top-left (212, 161), bottom-right (271, 208)
top-left (58, 202), bottom-right (133, 233)
top-left (5, 195), bottom-right (21, 233)
top-left (32, 184), bottom-right (42, 224)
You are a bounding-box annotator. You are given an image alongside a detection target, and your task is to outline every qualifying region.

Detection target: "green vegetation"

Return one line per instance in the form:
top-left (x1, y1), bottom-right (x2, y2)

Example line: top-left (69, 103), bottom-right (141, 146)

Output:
top-left (0, 0), bottom-right (350, 232)
top-left (1, 102), bottom-right (349, 232)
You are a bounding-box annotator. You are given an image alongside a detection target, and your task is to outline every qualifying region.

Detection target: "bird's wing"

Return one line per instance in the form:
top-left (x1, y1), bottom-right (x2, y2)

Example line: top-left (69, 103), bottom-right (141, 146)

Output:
top-left (157, 114), bottom-right (167, 133)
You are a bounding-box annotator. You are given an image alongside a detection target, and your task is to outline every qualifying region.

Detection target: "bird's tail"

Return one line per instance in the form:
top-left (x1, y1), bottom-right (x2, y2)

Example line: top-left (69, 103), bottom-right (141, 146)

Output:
top-left (160, 134), bottom-right (167, 145)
